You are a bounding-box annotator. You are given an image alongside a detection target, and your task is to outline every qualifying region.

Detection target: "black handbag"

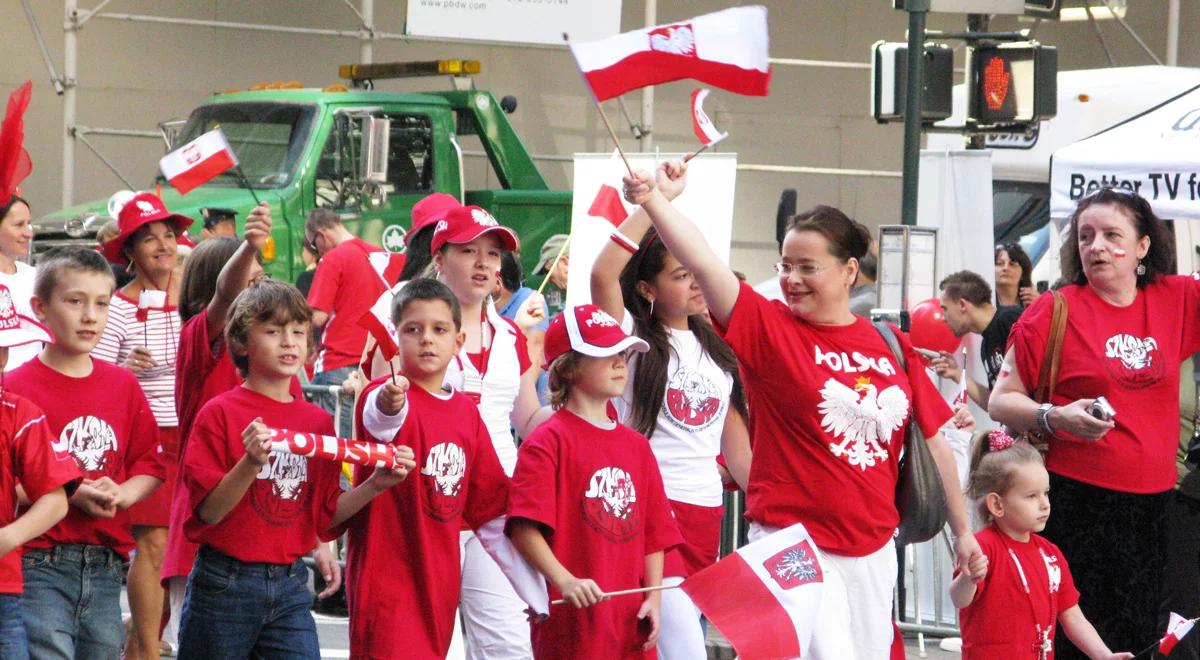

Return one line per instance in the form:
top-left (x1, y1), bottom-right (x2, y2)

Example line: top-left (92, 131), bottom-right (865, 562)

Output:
top-left (872, 322), bottom-right (948, 546)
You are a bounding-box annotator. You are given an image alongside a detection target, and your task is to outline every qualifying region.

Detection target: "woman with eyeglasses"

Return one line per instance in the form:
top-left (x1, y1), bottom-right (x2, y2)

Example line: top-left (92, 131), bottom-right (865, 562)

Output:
top-left (995, 242), bottom-right (1036, 308)
top-left (989, 188), bottom-right (1200, 659)
top-left (623, 170), bottom-right (979, 660)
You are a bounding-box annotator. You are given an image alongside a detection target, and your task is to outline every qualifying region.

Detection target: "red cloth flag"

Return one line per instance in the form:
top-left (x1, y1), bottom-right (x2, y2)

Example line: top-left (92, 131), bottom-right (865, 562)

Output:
top-left (159, 128), bottom-right (238, 195)
top-left (691, 88), bottom-right (729, 147)
top-left (569, 6), bottom-right (771, 102)
top-left (267, 427), bottom-right (411, 471)
top-left (358, 284), bottom-right (401, 363)
top-left (367, 251), bottom-right (406, 288)
top-left (587, 184), bottom-right (629, 227)
top-left (1160, 612), bottom-right (1197, 656)
top-left (682, 523), bottom-right (823, 659)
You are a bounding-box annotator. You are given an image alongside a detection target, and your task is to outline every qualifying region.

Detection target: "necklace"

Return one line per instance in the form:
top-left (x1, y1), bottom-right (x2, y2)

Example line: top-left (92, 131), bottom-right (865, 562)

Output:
top-left (998, 530), bottom-right (1056, 660)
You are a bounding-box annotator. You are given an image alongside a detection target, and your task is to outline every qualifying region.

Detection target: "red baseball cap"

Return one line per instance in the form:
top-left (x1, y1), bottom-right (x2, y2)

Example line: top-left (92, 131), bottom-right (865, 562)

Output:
top-left (542, 304), bottom-right (648, 368)
top-left (0, 283), bottom-right (51, 349)
top-left (429, 205), bottom-right (519, 254)
top-left (101, 192), bottom-right (194, 264)
top-left (407, 192), bottom-right (461, 246)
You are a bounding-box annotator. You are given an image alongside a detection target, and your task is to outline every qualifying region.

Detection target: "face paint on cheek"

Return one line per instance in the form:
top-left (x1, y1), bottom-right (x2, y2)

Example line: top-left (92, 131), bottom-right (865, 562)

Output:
top-left (1113, 248), bottom-right (1127, 258)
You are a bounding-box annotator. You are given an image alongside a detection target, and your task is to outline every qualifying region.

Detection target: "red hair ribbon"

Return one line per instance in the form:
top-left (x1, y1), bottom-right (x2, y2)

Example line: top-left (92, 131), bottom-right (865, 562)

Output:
top-left (987, 429), bottom-right (1017, 452)
top-left (0, 82), bottom-right (33, 209)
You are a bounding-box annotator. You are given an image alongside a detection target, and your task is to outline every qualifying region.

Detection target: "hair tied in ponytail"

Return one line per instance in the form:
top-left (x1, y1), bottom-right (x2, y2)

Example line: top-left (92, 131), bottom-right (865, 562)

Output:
top-left (987, 428), bottom-right (1017, 452)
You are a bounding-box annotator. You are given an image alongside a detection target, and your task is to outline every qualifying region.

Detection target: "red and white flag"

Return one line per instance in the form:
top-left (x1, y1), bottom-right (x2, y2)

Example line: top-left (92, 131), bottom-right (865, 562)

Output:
top-left (588, 184), bottom-right (629, 227)
top-left (682, 523), bottom-right (823, 659)
top-left (368, 251), bottom-right (406, 288)
top-left (359, 283), bottom-right (402, 364)
top-left (159, 128), bottom-right (238, 195)
top-left (691, 88), bottom-right (728, 147)
top-left (569, 6), bottom-right (771, 102)
top-left (1159, 612), bottom-right (1197, 656)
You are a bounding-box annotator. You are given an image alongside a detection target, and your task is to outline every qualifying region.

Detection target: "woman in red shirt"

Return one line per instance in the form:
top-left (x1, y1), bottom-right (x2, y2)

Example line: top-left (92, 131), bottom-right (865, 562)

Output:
top-left (990, 188), bottom-right (1197, 659)
top-left (623, 171), bottom-right (979, 659)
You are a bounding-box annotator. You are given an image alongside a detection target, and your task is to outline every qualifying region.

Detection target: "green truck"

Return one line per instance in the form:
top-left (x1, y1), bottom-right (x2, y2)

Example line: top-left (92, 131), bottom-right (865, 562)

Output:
top-left (31, 60), bottom-right (571, 282)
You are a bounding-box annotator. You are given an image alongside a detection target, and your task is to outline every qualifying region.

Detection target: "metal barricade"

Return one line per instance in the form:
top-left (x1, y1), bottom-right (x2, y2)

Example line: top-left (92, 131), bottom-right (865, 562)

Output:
top-left (299, 383), bottom-right (352, 440)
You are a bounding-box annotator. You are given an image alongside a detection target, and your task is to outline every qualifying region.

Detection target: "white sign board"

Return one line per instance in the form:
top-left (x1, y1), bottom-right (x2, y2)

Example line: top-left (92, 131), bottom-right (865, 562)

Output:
top-left (406, 0), bottom-right (621, 46)
top-left (567, 152), bottom-right (737, 307)
top-left (1051, 85), bottom-right (1200, 220)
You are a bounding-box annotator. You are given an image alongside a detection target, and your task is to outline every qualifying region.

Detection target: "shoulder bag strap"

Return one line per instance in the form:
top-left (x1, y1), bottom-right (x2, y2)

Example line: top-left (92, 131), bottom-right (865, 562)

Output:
top-left (1033, 291), bottom-right (1068, 403)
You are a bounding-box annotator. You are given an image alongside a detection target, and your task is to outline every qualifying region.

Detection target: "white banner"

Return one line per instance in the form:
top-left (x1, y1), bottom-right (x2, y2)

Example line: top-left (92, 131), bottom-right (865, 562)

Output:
top-left (406, 0), bottom-right (621, 46)
top-left (1051, 85), bottom-right (1200, 220)
top-left (567, 152), bottom-right (737, 308)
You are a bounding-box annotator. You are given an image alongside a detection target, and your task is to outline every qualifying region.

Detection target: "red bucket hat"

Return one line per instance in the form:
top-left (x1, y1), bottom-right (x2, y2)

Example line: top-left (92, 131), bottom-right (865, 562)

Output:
top-left (407, 193), bottom-right (461, 246)
top-left (542, 304), bottom-right (648, 369)
top-left (430, 205), bottom-right (518, 254)
top-left (101, 192), bottom-right (195, 265)
top-left (0, 284), bottom-right (51, 349)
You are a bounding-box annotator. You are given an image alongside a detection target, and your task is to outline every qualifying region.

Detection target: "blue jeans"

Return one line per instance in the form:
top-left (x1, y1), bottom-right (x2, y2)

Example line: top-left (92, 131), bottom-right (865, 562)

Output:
top-left (0, 593), bottom-right (29, 660)
top-left (21, 544), bottom-right (125, 660)
top-left (310, 365), bottom-right (356, 439)
top-left (177, 546), bottom-right (319, 660)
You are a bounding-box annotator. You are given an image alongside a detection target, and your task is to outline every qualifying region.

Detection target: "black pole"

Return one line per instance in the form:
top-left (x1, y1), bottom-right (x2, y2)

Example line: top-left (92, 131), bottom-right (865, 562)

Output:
top-left (900, 0), bottom-right (928, 227)
top-left (233, 164), bottom-right (262, 206)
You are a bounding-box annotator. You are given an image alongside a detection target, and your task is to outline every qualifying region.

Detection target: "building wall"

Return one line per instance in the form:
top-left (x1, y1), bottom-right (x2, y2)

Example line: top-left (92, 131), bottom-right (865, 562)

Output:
top-left (2, 1), bottom-right (1196, 280)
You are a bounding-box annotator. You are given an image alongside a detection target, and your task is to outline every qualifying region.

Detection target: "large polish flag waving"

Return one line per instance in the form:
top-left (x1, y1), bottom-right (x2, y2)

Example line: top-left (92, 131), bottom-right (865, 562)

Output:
top-left (569, 6), bottom-right (771, 102)
top-left (682, 523), bottom-right (823, 659)
top-left (159, 128), bottom-right (238, 195)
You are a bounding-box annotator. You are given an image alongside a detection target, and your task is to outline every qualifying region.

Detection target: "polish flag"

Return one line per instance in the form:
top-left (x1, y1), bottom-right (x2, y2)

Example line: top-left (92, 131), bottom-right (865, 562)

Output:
top-left (588, 184), bottom-right (629, 227)
top-left (368, 251), bottom-right (407, 288)
top-left (159, 128), bottom-right (238, 195)
top-left (359, 282), bottom-right (402, 363)
top-left (691, 88), bottom-right (728, 147)
top-left (682, 523), bottom-right (823, 659)
top-left (1159, 612), bottom-right (1197, 656)
top-left (569, 6), bottom-right (771, 102)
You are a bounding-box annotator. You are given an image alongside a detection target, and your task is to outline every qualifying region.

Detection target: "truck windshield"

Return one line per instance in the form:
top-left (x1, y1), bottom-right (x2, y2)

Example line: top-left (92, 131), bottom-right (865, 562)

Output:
top-left (167, 102), bottom-right (316, 188)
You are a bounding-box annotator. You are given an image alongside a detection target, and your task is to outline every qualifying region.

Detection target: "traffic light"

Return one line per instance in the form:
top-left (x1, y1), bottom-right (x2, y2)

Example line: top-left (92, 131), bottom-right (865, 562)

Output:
top-left (871, 42), bottom-right (954, 123)
top-left (967, 42), bottom-right (1057, 125)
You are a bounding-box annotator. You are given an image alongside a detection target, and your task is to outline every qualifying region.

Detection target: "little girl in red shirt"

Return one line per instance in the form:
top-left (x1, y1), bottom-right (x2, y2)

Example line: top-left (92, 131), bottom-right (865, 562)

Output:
top-left (951, 431), bottom-right (1132, 660)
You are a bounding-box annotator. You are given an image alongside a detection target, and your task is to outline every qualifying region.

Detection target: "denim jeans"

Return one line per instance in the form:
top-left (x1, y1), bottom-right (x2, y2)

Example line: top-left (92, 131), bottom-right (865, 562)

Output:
top-left (177, 546), bottom-right (319, 660)
top-left (0, 593), bottom-right (29, 660)
top-left (310, 365), bottom-right (356, 439)
top-left (21, 544), bottom-right (125, 660)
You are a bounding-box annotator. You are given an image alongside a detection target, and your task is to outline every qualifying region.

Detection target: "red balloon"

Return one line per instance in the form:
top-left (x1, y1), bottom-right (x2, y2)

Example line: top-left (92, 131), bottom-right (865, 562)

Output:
top-left (908, 298), bottom-right (963, 354)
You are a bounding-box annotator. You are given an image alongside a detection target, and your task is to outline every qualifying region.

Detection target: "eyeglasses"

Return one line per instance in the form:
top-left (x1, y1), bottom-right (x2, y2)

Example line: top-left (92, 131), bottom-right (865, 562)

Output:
top-left (304, 233), bottom-right (320, 253)
top-left (773, 262), bottom-right (832, 277)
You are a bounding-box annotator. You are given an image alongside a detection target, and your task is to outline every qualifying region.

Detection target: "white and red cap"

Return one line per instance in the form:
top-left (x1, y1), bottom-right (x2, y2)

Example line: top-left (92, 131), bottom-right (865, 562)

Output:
top-left (407, 192), bottom-right (461, 246)
top-left (543, 304), bottom-right (648, 368)
top-left (102, 192), bottom-right (195, 264)
top-left (0, 284), bottom-right (51, 348)
top-left (429, 205), bottom-right (519, 254)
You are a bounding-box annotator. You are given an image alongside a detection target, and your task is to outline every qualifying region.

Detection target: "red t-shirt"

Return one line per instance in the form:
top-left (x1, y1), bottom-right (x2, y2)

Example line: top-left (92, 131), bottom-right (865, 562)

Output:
top-left (508, 409), bottom-right (681, 660)
top-left (182, 387), bottom-right (342, 564)
top-left (959, 525), bottom-right (1080, 660)
top-left (307, 237), bottom-right (386, 372)
top-left (714, 282), bottom-right (952, 556)
top-left (8, 358), bottom-right (164, 558)
top-left (0, 393), bottom-right (81, 593)
top-left (345, 380), bottom-right (509, 659)
top-left (1009, 277), bottom-right (1200, 493)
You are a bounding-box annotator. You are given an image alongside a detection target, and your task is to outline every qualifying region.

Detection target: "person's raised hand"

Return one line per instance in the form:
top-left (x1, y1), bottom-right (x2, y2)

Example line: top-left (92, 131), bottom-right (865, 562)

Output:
top-left (622, 170), bottom-right (657, 206)
top-left (515, 292), bottom-right (546, 333)
top-left (241, 417), bottom-right (272, 466)
top-left (656, 159), bottom-right (688, 201)
top-left (376, 377), bottom-right (410, 417)
top-left (244, 203), bottom-right (273, 251)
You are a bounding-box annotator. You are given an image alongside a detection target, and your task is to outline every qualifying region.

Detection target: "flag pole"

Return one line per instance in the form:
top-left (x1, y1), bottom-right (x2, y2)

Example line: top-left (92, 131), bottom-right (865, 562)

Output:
top-left (550, 583), bottom-right (679, 606)
top-left (1133, 617), bottom-right (1200, 659)
top-left (564, 32), bottom-right (635, 179)
top-left (232, 164), bottom-right (262, 206)
top-left (535, 236), bottom-right (571, 297)
top-left (682, 143), bottom-right (712, 164)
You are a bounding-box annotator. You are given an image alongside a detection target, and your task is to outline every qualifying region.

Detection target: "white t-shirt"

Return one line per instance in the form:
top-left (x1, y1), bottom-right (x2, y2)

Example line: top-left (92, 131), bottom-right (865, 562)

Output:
top-left (1, 262), bottom-right (41, 371)
top-left (614, 326), bottom-right (733, 507)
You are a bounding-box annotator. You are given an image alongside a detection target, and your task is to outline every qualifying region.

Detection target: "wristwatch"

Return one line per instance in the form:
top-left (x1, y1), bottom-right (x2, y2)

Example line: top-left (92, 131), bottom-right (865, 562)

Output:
top-left (1036, 403), bottom-right (1055, 435)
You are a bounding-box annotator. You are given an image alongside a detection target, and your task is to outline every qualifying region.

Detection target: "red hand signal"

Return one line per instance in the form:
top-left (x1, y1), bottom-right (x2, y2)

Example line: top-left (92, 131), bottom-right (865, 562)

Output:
top-left (983, 56), bottom-right (1011, 111)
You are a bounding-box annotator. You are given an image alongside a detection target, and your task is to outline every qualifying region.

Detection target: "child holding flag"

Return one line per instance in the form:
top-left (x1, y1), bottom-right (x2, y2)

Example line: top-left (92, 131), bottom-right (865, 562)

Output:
top-left (508, 304), bottom-right (681, 659)
top-left (177, 280), bottom-right (413, 659)
top-left (10, 247), bottom-right (165, 659)
top-left (951, 431), bottom-right (1132, 660)
top-left (347, 278), bottom-right (542, 659)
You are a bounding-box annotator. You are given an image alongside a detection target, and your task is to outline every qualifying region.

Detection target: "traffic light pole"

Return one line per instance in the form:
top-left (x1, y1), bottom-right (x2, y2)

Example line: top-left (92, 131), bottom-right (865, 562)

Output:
top-left (900, 0), bottom-right (928, 227)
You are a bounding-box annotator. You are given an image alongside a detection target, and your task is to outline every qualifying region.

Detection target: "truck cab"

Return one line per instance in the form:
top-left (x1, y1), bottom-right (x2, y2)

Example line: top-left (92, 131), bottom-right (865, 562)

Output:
top-left (32, 62), bottom-right (571, 282)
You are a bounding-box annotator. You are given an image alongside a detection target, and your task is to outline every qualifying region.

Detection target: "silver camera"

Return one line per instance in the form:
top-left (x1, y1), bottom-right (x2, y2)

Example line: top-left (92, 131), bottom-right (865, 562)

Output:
top-left (1088, 396), bottom-right (1116, 422)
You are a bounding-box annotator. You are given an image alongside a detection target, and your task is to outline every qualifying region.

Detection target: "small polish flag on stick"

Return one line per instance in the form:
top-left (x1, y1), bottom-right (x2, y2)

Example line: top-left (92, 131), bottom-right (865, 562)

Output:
top-left (267, 428), bottom-right (409, 471)
top-left (367, 252), bottom-right (406, 288)
top-left (159, 128), bottom-right (238, 195)
top-left (589, 184), bottom-right (639, 254)
top-left (1140, 612), bottom-right (1199, 658)
top-left (691, 88), bottom-right (728, 148)
top-left (682, 523), bottom-right (823, 660)
top-left (359, 284), bottom-right (401, 363)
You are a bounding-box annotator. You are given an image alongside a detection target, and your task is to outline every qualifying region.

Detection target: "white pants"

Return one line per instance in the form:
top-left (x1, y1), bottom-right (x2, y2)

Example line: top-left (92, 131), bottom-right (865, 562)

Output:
top-left (446, 530), bottom-right (532, 659)
top-left (656, 575), bottom-right (707, 660)
top-left (749, 523), bottom-right (897, 660)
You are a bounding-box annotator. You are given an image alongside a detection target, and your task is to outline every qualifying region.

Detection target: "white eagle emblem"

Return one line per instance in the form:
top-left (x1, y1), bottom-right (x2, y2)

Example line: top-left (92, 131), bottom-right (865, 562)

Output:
top-left (817, 376), bottom-right (908, 470)
top-left (470, 208), bottom-right (498, 227)
top-left (649, 24), bottom-right (696, 57)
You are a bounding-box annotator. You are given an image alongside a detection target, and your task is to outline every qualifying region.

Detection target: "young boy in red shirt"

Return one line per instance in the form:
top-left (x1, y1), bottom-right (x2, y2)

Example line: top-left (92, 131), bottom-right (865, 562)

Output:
top-left (0, 283), bottom-right (80, 659)
top-left (177, 279), bottom-right (414, 660)
top-left (347, 278), bottom-right (537, 659)
top-left (508, 304), bottom-right (681, 659)
top-left (9, 247), bottom-right (165, 659)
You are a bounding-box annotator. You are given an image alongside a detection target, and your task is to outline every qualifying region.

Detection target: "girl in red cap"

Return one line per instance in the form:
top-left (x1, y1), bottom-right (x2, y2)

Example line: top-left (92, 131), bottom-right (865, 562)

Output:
top-left (94, 192), bottom-right (193, 660)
